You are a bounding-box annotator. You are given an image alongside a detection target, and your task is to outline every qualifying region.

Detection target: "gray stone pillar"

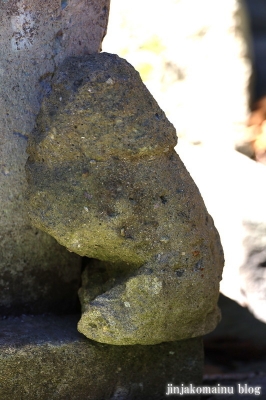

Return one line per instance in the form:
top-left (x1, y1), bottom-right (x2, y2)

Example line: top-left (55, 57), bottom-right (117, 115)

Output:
top-left (0, 0), bottom-right (110, 314)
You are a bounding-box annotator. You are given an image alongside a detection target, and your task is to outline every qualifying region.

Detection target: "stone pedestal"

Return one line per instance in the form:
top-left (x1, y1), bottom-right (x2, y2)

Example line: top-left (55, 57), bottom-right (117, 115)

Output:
top-left (0, 315), bottom-right (203, 400)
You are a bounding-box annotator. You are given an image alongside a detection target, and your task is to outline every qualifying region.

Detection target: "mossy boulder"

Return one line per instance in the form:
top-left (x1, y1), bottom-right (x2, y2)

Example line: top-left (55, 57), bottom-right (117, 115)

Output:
top-left (26, 53), bottom-right (224, 345)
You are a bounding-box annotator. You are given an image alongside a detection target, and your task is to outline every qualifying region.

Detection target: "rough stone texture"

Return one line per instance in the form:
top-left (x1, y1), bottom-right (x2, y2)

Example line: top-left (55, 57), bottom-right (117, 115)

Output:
top-left (177, 141), bottom-right (266, 324)
top-left (0, 314), bottom-right (203, 400)
top-left (26, 53), bottom-right (224, 345)
top-left (103, 0), bottom-right (252, 150)
top-left (0, 0), bottom-right (110, 314)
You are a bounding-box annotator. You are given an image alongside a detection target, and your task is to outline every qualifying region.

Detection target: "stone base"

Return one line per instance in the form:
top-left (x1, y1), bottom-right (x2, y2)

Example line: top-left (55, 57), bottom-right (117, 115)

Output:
top-left (0, 314), bottom-right (203, 400)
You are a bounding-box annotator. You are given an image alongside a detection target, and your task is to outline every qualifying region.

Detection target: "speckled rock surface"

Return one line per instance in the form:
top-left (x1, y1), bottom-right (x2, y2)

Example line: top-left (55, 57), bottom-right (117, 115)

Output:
top-left (26, 52), bottom-right (224, 345)
top-left (0, 314), bottom-right (203, 400)
top-left (0, 0), bottom-right (110, 314)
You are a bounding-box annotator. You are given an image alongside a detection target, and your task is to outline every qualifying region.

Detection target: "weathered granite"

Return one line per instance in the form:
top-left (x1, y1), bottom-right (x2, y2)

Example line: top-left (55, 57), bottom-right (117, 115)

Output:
top-left (0, 314), bottom-right (203, 400)
top-left (26, 52), bottom-right (224, 345)
top-left (0, 0), bottom-right (110, 314)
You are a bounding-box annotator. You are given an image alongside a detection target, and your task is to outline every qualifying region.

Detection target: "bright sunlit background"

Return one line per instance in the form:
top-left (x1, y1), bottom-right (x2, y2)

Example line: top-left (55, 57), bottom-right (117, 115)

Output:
top-left (103, 0), bottom-right (250, 149)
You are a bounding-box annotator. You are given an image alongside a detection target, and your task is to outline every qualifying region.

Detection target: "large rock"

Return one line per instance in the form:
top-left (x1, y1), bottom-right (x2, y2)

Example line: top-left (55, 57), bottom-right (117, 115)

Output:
top-left (0, 314), bottom-right (203, 400)
top-left (0, 0), bottom-right (110, 314)
top-left (26, 52), bottom-right (224, 345)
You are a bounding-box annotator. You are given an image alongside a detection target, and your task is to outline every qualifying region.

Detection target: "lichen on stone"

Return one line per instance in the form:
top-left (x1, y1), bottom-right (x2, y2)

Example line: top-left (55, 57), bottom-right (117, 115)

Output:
top-left (26, 52), bottom-right (224, 345)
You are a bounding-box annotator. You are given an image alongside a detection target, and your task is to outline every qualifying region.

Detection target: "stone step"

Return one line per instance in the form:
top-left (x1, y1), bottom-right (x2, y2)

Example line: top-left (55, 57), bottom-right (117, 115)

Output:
top-left (0, 314), bottom-right (203, 400)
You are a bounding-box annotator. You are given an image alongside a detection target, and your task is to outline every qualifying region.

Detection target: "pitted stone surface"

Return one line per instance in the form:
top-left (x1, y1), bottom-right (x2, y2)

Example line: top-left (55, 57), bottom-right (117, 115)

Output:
top-left (26, 53), bottom-right (224, 345)
top-left (0, 0), bottom-right (110, 314)
top-left (0, 315), bottom-right (203, 400)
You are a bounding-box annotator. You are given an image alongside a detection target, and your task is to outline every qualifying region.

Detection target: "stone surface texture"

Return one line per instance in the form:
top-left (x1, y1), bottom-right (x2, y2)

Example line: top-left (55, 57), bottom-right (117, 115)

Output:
top-left (0, 0), bottom-right (110, 314)
top-left (26, 53), bottom-right (224, 345)
top-left (0, 315), bottom-right (203, 400)
top-left (103, 0), bottom-right (252, 151)
top-left (177, 141), bottom-right (266, 324)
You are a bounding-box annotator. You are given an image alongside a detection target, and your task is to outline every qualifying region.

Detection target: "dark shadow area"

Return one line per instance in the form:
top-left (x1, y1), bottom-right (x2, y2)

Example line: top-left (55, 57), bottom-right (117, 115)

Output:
top-left (244, 0), bottom-right (266, 103)
top-left (202, 294), bottom-right (266, 399)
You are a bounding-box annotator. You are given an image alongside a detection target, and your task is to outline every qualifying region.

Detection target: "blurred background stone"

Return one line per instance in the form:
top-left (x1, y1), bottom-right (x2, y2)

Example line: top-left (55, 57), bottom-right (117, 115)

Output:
top-left (103, 0), bottom-right (251, 150)
top-left (177, 142), bottom-right (266, 324)
top-left (244, 0), bottom-right (266, 164)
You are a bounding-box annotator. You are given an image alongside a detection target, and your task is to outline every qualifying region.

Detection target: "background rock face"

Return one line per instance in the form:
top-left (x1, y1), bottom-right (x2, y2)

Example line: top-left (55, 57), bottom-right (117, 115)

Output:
top-left (103, 0), bottom-right (251, 150)
top-left (177, 142), bottom-right (266, 324)
top-left (26, 53), bottom-right (224, 345)
top-left (0, 0), bottom-right (110, 315)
